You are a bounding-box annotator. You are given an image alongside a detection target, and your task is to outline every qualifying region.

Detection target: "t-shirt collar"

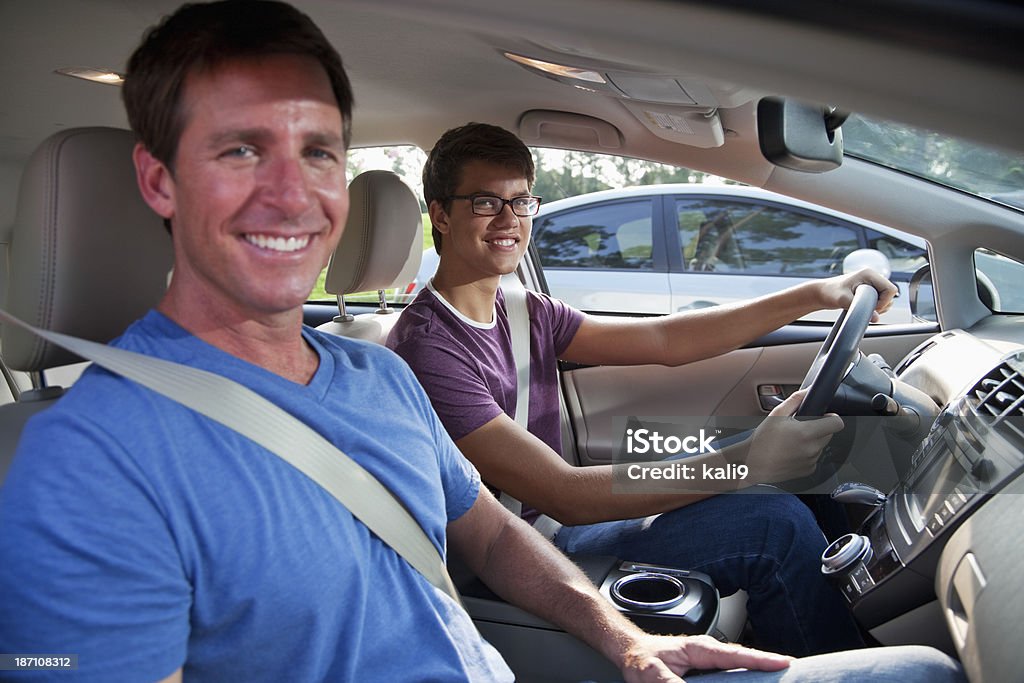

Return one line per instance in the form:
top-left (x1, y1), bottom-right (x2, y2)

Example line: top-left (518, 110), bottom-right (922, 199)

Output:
top-left (425, 280), bottom-right (497, 330)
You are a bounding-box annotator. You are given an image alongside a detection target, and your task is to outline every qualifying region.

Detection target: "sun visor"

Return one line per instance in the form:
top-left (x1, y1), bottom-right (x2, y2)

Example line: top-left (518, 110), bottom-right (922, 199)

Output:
top-left (620, 100), bottom-right (725, 149)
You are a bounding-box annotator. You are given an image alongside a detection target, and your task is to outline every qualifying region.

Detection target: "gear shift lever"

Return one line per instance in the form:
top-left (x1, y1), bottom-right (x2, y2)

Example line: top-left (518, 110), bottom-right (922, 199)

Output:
top-left (831, 481), bottom-right (886, 507)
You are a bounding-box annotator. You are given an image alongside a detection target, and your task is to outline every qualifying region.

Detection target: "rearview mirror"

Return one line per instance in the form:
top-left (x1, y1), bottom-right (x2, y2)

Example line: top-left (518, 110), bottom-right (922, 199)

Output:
top-left (757, 97), bottom-right (846, 173)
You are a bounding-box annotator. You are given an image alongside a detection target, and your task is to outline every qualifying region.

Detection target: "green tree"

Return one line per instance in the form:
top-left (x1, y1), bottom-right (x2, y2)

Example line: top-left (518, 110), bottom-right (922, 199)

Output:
top-left (531, 150), bottom-right (611, 202)
top-left (530, 148), bottom-right (740, 203)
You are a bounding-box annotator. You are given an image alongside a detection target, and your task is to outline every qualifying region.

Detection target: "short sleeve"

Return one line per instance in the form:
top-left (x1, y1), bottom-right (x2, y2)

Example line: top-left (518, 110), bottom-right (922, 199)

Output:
top-left (526, 291), bottom-right (585, 357)
top-left (392, 334), bottom-right (504, 442)
top-left (433, 418), bottom-right (482, 524)
top-left (393, 356), bottom-right (483, 524)
top-left (0, 414), bottom-right (190, 682)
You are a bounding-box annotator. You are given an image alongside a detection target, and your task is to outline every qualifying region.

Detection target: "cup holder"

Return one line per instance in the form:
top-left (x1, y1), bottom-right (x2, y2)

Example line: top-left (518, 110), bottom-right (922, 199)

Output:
top-left (610, 572), bottom-right (687, 612)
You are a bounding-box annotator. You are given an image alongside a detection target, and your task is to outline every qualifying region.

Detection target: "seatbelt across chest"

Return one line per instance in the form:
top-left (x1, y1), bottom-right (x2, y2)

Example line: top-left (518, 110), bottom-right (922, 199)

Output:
top-left (498, 274), bottom-right (562, 541)
top-left (0, 308), bottom-right (461, 604)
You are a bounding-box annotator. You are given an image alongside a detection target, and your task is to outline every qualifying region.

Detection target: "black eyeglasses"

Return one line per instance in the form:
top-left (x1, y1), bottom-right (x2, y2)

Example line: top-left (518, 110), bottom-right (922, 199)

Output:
top-left (448, 193), bottom-right (542, 217)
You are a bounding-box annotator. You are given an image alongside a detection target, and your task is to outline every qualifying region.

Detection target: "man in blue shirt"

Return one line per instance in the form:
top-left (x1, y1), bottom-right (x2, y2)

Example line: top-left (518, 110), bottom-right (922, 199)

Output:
top-left (0, 2), bottom-right (964, 682)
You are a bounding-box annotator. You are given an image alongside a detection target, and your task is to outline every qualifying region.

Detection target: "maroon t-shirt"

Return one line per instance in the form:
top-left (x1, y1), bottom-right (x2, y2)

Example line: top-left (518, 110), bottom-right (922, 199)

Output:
top-left (387, 284), bottom-right (584, 457)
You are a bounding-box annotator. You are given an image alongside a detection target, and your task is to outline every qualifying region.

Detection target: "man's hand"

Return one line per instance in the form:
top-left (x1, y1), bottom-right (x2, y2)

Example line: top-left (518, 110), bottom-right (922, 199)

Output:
top-left (814, 267), bottom-right (897, 322)
top-left (746, 390), bottom-right (844, 482)
top-left (621, 634), bottom-right (792, 682)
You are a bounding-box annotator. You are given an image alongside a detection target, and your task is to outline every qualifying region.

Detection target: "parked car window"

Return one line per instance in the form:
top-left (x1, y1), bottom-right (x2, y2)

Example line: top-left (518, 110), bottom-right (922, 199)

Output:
top-left (533, 200), bottom-right (654, 270)
top-left (864, 228), bottom-right (928, 274)
top-left (677, 199), bottom-right (859, 277)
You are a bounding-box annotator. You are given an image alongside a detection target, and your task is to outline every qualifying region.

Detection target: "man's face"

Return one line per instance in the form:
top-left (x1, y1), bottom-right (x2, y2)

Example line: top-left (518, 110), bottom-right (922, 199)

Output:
top-left (433, 160), bottom-right (532, 282)
top-left (150, 54), bottom-right (348, 321)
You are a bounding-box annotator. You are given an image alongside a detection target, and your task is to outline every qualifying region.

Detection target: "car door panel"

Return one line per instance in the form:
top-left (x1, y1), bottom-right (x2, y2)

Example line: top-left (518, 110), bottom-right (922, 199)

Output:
top-left (561, 326), bottom-right (936, 467)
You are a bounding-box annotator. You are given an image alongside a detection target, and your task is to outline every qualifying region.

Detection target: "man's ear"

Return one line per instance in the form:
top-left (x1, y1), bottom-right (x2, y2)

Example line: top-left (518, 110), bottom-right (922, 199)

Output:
top-left (428, 199), bottom-right (450, 237)
top-left (132, 142), bottom-right (176, 221)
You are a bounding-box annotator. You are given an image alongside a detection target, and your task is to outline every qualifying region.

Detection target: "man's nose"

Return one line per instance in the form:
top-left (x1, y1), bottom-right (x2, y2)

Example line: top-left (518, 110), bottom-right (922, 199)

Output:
top-left (261, 156), bottom-right (315, 215)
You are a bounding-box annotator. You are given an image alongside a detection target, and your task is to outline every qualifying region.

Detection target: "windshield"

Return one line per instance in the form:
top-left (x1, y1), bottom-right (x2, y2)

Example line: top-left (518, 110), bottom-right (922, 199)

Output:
top-left (844, 114), bottom-right (1024, 211)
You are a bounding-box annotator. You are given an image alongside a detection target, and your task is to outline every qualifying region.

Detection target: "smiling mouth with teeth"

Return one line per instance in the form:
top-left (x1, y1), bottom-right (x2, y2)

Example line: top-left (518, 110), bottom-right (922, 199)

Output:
top-left (244, 234), bottom-right (311, 253)
top-left (488, 238), bottom-right (518, 247)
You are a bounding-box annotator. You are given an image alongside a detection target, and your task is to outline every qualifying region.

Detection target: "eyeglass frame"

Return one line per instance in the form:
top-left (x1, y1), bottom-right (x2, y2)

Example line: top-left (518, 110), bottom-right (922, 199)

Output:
top-left (446, 193), bottom-right (543, 217)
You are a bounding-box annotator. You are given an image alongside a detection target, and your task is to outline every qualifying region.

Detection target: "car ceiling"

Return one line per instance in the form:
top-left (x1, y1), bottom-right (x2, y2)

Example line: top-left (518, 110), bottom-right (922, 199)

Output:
top-left (2, 0), bottom-right (1024, 249)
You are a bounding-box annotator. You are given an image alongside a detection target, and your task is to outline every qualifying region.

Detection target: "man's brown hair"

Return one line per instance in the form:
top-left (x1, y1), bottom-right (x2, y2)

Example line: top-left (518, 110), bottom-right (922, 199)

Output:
top-left (123, 0), bottom-right (354, 172)
top-left (423, 123), bottom-right (535, 253)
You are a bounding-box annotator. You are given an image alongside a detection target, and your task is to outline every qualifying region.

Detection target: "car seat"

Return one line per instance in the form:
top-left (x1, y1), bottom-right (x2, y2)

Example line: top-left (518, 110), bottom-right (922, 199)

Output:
top-left (315, 169), bottom-right (422, 345)
top-left (0, 127), bottom-right (173, 483)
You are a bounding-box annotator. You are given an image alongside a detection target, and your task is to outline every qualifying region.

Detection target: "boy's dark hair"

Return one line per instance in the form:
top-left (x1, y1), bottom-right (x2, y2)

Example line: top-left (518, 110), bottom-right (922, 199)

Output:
top-left (422, 123), bottom-right (535, 253)
top-left (123, 0), bottom-right (354, 172)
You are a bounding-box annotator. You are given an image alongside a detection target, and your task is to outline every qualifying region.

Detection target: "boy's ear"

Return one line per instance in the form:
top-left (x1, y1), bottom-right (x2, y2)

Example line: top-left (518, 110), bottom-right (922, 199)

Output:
top-left (428, 199), bottom-right (450, 237)
top-left (132, 142), bottom-right (176, 221)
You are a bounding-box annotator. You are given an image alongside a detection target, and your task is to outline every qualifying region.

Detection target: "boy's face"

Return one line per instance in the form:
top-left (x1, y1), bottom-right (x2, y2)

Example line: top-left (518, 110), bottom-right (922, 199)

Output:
top-left (430, 159), bottom-right (532, 283)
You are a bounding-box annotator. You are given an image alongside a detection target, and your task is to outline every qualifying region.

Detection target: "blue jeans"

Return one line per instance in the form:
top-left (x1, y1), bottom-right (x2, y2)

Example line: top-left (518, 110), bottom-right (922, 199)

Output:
top-left (553, 487), bottom-right (864, 656)
top-left (684, 645), bottom-right (965, 682)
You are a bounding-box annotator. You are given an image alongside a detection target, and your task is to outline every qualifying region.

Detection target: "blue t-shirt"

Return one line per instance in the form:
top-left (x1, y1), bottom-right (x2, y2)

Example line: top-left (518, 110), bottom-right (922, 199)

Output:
top-left (0, 311), bottom-right (512, 682)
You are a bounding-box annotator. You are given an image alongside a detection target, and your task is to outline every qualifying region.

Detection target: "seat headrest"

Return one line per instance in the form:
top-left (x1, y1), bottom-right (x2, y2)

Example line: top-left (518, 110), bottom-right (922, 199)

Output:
top-left (2, 127), bottom-right (174, 371)
top-left (324, 170), bottom-right (422, 295)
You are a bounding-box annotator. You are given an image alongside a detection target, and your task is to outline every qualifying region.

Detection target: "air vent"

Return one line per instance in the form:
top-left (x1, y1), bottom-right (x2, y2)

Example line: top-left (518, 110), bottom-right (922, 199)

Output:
top-left (967, 361), bottom-right (1024, 448)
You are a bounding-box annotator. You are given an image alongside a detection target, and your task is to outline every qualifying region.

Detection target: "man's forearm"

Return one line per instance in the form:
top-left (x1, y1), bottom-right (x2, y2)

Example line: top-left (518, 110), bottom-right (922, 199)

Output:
top-left (469, 512), bottom-right (649, 671)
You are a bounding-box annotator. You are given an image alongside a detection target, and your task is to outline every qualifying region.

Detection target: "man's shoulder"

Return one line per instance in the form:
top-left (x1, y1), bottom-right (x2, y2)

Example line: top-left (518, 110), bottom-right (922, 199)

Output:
top-left (307, 324), bottom-right (402, 359)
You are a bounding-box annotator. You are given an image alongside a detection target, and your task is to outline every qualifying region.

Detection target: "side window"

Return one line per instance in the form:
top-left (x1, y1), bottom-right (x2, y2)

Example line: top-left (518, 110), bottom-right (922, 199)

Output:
top-left (676, 199), bottom-right (858, 276)
top-left (864, 229), bottom-right (928, 274)
top-left (975, 248), bottom-right (1024, 314)
top-left (533, 200), bottom-right (654, 270)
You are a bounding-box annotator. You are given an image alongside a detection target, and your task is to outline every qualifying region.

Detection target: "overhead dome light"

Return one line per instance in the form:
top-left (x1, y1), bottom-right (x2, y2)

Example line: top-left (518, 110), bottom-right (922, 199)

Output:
top-left (504, 53), bottom-right (606, 84)
top-left (55, 67), bottom-right (125, 86)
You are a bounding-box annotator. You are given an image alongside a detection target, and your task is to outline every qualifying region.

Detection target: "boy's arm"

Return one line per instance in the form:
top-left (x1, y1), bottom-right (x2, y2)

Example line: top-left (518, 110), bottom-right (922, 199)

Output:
top-left (562, 269), bottom-right (895, 367)
top-left (456, 390), bottom-right (840, 526)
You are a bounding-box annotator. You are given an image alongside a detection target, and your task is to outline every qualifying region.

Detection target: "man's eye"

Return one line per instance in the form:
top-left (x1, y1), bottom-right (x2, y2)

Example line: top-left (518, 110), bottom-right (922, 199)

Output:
top-left (221, 145), bottom-right (256, 159)
top-left (306, 148), bottom-right (337, 162)
top-left (475, 197), bottom-right (499, 210)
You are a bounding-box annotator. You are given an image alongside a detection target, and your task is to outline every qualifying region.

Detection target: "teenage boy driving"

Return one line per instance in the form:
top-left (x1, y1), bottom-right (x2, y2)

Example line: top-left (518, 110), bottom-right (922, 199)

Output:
top-left (389, 122), bottom-right (893, 656)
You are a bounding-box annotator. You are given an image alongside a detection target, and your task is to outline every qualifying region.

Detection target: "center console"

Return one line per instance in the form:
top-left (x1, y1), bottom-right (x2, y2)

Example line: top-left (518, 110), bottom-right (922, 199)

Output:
top-left (456, 554), bottom-right (728, 683)
top-left (820, 349), bottom-right (1024, 628)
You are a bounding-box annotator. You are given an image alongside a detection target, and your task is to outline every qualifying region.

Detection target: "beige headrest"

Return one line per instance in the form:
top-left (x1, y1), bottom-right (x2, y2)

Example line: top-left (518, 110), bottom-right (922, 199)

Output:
top-left (2, 127), bottom-right (174, 371)
top-left (324, 170), bottom-right (422, 295)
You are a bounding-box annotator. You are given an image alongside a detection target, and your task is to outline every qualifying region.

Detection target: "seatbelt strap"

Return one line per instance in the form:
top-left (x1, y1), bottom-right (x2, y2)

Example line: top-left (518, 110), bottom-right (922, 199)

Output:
top-left (0, 309), bottom-right (461, 604)
top-left (498, 274), bottom-right (562, 541)
top-left (501, 273), bottom-right (531, 435)
top-left (497, 273), bottom-right (529, 519)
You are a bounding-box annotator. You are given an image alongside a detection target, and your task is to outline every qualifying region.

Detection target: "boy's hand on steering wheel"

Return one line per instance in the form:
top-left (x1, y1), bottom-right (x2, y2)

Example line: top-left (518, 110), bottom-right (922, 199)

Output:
top-left (746, 390), bottom-right (843, 481)
top-left (817, 268), bottom-right (897, 322)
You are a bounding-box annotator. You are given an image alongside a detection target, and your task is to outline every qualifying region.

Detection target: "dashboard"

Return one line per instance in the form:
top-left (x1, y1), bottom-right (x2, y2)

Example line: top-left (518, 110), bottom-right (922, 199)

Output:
top-left (826, 322), bottom-right (1024, 683)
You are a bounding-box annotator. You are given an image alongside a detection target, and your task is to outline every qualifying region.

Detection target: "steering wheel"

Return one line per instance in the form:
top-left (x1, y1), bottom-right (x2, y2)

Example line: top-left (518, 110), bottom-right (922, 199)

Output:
top-left (795, 284), bottom-right (879, 417)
